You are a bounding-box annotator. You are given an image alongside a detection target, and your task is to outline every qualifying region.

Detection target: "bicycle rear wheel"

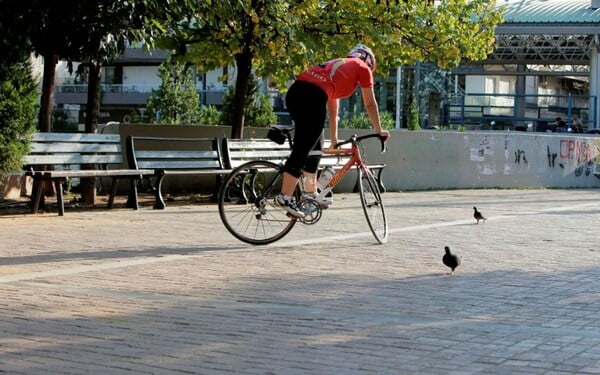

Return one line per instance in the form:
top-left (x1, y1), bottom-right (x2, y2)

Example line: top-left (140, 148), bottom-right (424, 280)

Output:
top-left (218, 160), bottom-right (297, 245)
top-left (358, 166), bottom-right (388, 243)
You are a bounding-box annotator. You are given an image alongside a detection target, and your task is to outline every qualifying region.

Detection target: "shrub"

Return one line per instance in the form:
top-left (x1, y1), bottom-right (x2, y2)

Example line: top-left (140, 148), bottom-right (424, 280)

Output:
top-left (0, 60), bottom-right (38, 178)
top-left (198, 105), bottom-right (221, 125)
top-left (340, 111), bottom-right (395, 130)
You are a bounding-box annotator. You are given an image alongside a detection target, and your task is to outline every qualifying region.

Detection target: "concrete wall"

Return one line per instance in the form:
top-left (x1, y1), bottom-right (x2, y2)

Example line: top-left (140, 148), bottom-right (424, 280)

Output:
top-left (106, 124), bottom-right (600, 193)
top-left (381, 130), bottom-right (600, 191)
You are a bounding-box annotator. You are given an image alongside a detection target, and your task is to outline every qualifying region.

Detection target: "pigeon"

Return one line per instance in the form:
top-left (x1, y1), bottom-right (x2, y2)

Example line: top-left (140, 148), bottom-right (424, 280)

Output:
top-left (473, 206), bottom-right (486, 224)
top-left (442, 246), bottom-right (461, 274)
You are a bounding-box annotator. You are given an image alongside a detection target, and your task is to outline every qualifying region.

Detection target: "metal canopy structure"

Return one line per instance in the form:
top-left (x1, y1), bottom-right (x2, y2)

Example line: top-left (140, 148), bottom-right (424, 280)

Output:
top-left (448, 0), bottom-right (600, 128)
top-left (488, 34), bottom-right (593, 65)
top-left (469, 0), bottom-right (600, 66)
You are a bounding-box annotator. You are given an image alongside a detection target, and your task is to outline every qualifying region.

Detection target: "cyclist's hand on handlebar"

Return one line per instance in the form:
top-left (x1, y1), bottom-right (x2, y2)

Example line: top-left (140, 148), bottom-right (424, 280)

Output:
top-left (379, 130), bottom-right (391, 143)
top-left (328, 136), bottom-right (339, 149)
top-left (377, 130), bottom-right (390, 153)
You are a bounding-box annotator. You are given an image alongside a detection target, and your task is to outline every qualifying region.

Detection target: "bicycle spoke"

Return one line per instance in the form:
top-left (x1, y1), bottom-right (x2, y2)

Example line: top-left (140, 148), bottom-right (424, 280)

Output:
top-left (218, 161), bottom-right (296, 245)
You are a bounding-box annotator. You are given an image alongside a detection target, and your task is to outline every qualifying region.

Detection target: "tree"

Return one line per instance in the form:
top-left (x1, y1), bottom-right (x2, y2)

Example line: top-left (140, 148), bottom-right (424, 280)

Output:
top-left (160, 0), bottom-right (503, 138)
top-left (0, 59), bottom-right (38, 178)
top-left (0, 0), bottom-right (199, 203)
top-left (146, 56), bottom-right (201, 124)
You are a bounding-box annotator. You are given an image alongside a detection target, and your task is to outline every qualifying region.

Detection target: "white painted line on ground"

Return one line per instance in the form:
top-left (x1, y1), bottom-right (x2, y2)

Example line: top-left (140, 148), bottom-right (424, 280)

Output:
top-left (1, 201), bottom-right (596, 283)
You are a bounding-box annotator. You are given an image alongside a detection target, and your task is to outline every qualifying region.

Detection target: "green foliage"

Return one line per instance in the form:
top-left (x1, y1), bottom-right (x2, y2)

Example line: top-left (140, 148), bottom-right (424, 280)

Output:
top-left (146, 56), bottom-right (201, 124)
top-left (0, 60), bottom-right (38, 177)
top-left (172, 0), bottom-right (503, 87)
top-left (408, 99), bottom-right (421, 131)
top-left (198, 105), bottom-right (221, 126)
top-left (220, 77), bottom-right (276, 128)
top-left (340, 112), bottom-right (395, 130)
top-left (52, 108), bottom-right (78, 132)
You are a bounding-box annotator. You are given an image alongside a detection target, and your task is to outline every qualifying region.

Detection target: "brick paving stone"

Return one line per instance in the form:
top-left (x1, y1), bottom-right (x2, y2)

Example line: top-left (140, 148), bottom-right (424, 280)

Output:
top-left (2, 189), bottom-right (600, 374)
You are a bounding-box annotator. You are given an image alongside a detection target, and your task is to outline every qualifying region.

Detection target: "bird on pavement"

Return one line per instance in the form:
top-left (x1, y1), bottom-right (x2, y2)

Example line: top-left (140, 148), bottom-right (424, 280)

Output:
top-left (442, 246), bottom-right (461, 275)
top-left (473, 206), bottom-right (486, 224)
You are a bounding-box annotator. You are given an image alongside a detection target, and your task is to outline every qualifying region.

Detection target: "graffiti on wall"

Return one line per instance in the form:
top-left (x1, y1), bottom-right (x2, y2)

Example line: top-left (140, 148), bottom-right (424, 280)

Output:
top-left (514, 149), bottom-right (528, 165)
top-left (546, 138), bottom-right (600, 177)
top-left (470, 134), bottom-right (600, 181)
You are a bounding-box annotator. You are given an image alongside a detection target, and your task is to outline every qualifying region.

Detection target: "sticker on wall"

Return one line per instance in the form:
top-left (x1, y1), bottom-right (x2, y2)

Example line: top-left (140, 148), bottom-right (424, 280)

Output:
top-left (470, 147), bottom-right (484, 162)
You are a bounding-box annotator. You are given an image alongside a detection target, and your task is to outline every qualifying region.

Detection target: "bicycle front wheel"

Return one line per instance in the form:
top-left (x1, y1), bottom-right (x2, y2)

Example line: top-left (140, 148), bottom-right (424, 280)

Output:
top-left (358, 166), bottom-right (388, 244)
top-left (218, 160), bottom-right (297, 245)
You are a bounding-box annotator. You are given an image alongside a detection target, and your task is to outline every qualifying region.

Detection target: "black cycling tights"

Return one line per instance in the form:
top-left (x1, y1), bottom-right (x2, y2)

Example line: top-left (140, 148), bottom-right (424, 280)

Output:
top-left (284, 81), bottom-right (328, 178)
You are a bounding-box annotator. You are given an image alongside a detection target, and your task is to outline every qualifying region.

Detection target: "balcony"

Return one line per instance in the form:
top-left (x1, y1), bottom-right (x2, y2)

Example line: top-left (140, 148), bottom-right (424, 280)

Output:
top-left (55, 84), bottom-right (229, 107)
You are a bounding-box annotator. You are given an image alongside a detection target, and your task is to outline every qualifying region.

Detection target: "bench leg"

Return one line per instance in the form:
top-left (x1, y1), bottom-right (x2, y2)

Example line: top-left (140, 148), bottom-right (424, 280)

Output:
top-left (31, 178), bottom-right (45, 214)
top-left (54, 179), bottom-right (65, 216)
top-left (154, 175), bottom-right (166, 210)
top-left (211, 175), bottom-right (223, 203)
top-left (107, 178), bottom-right (119, 209)
top-left (125, 178), bottom-right (140, 210)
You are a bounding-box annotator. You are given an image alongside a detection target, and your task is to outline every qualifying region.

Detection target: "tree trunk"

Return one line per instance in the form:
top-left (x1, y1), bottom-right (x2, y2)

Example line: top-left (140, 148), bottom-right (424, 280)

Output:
top-left (80, 62), bottom-right (103, 205)
top-left (38, 53), bottom-right (58, 132)
top-left (231, 52), bottom-right (253, 139)
top-left (85, 62), bottom-right (102, 134)
top-left (35, 53), bottom-right (58, 204)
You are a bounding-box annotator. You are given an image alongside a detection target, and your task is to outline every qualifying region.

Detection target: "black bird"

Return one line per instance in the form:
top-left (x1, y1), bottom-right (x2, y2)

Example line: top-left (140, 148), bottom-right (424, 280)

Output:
top-left (442, 246), bottom-right (461, 274)
top-left (473, 206), bottom-right (486, 224)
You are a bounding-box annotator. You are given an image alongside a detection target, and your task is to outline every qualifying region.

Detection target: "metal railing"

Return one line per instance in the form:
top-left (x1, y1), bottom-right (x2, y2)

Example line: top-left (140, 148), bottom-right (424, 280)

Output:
top-left (448, 93), bottom-right (596, 131)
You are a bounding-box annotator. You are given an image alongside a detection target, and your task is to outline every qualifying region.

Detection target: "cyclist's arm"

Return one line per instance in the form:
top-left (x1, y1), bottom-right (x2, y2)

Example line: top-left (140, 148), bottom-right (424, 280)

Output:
top-left (327, 98), bottom-right (339, 147)
top-left (361, 86), bottom-right (390, 141)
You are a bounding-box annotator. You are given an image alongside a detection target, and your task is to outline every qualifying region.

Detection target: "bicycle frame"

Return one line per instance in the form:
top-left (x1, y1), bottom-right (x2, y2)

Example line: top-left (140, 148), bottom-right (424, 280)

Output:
top-left (321, 147), bottom-right (362, 189)
top-left (320, 134), bottom-right (385, 190)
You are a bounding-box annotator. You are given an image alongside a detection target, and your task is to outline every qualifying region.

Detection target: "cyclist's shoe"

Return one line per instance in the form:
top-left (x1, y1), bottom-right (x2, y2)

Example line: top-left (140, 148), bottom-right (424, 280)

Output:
top-left (274, 194), bottom-right (305, 218)
top-left (302, 192), bottom-right (333, 208)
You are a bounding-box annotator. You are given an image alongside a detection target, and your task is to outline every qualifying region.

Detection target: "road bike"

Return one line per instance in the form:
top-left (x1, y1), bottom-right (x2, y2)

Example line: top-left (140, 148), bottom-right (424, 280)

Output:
top-left (217, 129), bottom-right (388, 245)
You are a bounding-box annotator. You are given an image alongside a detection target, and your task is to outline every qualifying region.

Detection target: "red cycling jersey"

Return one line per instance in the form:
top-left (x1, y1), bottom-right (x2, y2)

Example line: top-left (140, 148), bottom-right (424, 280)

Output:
top-left (296, 57), bottom-right (373, 100)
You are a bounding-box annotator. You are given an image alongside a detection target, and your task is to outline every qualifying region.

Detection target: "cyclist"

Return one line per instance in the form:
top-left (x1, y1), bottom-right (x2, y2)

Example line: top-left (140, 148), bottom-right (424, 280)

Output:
top-left (275, 44), bottom-right (391, 218)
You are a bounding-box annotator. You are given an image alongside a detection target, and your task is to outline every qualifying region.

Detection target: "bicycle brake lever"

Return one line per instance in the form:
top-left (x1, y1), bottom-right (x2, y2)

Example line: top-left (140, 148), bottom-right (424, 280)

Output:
top-left (379, 135), bottom-right (387, 153)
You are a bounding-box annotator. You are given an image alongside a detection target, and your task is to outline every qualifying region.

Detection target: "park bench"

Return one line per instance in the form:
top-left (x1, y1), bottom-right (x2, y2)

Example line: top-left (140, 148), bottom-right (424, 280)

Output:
top-left (126, 136), bottom-right (231, 209)
top-left (22, 132), bottom-right (153, 216)
top-left (221, 137), bottom-right (386, 192)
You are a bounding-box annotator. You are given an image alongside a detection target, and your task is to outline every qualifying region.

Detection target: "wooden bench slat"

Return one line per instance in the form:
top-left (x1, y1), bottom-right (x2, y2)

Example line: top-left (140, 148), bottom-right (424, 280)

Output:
top-left (135, 150), bottom-right (219, 159)
top-left (31, 132), bottom-right (121, 143)
top-left (40, 169), bottom-right (153, 178)
top-left (229, 150), bottom-right (290, 159)
top-left (228, 146), bottom-right (289, 151)
top-left (23, 154), bottom-right (123, 165)
top-left (158, 169), bottom-right (232, 176)
top-left (31, 143), bottom-right (121, 153)
top-left (137, 160), bottom-right (222, 169)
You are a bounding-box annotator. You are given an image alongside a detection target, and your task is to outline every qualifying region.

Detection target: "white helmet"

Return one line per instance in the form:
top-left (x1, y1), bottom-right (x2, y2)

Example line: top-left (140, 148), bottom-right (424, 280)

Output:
top-left (348, 44), bottom-right (376, 72)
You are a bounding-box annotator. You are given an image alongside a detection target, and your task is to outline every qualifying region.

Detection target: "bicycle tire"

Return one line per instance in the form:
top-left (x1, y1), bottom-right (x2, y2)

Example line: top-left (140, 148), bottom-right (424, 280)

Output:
top-left (218, 160), bottom-right (297, 245)
top-left (358, 166), bottom-right (388, 243)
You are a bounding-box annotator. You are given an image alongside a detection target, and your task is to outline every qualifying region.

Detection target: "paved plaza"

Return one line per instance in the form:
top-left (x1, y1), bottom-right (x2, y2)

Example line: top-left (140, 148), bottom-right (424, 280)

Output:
top-left (1, 188), bottom-right (600, 374)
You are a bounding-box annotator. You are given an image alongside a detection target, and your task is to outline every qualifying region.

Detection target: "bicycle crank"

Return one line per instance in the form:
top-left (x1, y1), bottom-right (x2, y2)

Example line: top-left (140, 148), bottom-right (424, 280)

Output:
top-left (297, 198), bottom-right (322, 225)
